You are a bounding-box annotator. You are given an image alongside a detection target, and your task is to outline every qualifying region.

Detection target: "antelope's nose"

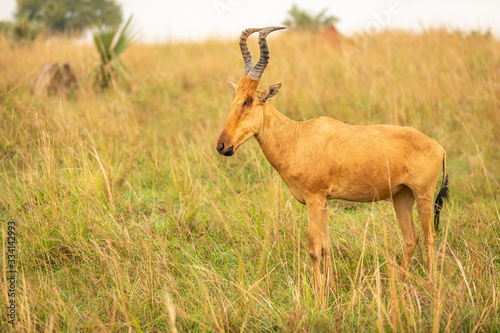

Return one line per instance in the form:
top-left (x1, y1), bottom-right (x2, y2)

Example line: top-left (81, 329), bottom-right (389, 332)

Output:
top-left (223, 146), bottom-right (234, 156)
top-left (217, 143), bottom-right (225, 154)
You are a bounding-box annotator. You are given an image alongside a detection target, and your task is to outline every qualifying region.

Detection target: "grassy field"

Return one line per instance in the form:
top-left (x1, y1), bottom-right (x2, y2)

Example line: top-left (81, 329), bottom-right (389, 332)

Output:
top-left (0, 29), bottom-right (499, 331)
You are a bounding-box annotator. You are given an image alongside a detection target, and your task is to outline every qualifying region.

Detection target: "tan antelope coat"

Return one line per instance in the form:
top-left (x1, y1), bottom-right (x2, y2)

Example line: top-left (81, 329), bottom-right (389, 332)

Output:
top-left (217, 28), bottom-right (449, 298)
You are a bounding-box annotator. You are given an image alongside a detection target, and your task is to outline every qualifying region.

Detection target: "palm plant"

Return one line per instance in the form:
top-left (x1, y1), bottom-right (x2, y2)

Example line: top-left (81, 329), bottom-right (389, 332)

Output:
top-left (91, 15), bottom-right (137, 90)
top-left (283, 5), bottom-right (339, 32)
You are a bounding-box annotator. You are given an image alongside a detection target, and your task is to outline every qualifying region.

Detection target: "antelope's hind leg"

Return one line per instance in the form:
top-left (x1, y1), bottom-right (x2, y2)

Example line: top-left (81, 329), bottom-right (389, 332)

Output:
top-left (393, 186), bottom-right (418, 280)
top-left (415, 191), bottom-right (436, 277)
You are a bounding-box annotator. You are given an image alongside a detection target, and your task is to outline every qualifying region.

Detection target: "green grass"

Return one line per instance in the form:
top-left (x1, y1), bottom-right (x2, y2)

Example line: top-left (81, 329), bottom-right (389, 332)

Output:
top-left (0, 29), bottom-right (499, 331)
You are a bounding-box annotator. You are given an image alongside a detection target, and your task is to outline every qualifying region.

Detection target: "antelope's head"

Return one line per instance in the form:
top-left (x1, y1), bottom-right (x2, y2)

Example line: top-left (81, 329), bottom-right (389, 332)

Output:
top-left (216, 26), bottom-right (286, 156)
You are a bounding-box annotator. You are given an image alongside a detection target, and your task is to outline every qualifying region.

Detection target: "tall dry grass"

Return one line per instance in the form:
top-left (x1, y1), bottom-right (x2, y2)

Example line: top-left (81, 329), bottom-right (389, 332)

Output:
top-left (0, 29), bottom-right (499, 331)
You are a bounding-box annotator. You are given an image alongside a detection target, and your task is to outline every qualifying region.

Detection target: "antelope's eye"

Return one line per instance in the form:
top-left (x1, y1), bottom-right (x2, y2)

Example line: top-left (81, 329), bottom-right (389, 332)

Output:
top-left (243, 100), bottom-right (252, 106)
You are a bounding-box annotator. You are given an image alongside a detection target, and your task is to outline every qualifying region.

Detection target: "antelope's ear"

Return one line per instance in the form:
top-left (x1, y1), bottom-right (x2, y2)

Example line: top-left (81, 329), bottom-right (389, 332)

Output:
top-left (259, 83), bottom-right (281, 102)
top-left (227, 80), bottom-right (238, 92)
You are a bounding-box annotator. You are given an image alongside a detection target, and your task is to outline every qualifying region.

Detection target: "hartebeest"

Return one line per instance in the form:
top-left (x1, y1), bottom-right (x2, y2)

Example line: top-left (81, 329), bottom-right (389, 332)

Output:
top-left (216, 26), bottom-right (450, 297)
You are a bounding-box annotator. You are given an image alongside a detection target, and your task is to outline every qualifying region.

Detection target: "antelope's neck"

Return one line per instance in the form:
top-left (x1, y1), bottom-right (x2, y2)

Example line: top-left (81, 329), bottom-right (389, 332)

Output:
top-left (255, 105), bottom-right (300, 172)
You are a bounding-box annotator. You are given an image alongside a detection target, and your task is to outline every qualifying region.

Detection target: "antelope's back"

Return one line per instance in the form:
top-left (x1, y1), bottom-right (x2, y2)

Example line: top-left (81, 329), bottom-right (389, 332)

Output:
top-left (293, 119), bottom-right (444, 199)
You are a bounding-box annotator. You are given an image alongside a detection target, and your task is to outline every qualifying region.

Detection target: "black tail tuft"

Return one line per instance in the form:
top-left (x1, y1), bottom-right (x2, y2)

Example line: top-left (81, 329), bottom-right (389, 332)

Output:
top-left (433, 174), bottom-right (450, 231)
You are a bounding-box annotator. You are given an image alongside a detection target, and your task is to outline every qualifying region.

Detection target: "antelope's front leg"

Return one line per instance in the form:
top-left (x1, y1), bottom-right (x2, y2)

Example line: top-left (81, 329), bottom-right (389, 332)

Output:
top-left (322, 203), bottom-right (334, 292)
top-left (307, 198), bottom-right (328, 299)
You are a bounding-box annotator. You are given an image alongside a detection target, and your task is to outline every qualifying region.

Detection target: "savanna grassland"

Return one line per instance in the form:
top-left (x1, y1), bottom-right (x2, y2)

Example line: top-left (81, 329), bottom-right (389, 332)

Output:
top-left (0, 29), bottom-right (499, 332)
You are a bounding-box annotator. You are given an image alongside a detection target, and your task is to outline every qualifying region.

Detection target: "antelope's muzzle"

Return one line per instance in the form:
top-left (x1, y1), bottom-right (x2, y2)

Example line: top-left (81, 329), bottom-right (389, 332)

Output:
top-left (217, 142), bottom-right (234, 156)
top-left (217, 130), bottom-right (235, 156)
top-left (217, 142), bottom-right (225, 154)
top-left (223, 146), bottom-right (234, 156)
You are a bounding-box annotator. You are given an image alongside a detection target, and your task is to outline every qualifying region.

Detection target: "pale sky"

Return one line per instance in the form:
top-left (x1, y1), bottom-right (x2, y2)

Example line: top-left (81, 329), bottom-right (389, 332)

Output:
top-left (1, 0), bottom-right (499, 42)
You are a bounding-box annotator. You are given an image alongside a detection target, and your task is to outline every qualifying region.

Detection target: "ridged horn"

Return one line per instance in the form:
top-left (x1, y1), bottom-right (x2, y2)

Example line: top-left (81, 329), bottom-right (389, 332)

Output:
top-left (247, 26), bottom-right (286, 81)
top-left (240, 28), bottom-right (261, 76)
